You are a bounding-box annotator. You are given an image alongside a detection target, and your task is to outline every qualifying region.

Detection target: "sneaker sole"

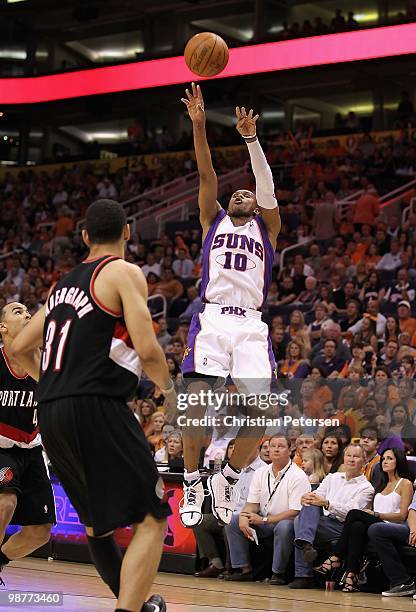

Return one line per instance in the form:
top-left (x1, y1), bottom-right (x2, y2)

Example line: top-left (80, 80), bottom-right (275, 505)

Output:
top-left (382, 589), bottom-right (416, 597)
top-left (207, 476), bottom-right (232, 524)
top-left (179, 510), bottom-right (203, 528)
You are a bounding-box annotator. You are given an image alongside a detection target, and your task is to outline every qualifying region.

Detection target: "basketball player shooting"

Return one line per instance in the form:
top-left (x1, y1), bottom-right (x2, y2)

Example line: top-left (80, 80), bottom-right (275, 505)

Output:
top-left (0, 303), bottom-right (54, 581)
top-left (179, 83), bottom-right (281, 528)
top-left (11, 200), bottom-right (177, 612)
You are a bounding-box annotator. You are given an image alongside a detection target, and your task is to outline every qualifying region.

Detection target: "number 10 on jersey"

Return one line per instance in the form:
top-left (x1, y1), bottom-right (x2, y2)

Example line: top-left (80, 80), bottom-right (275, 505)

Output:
top-left (41, 319), bottom-right (73, 372)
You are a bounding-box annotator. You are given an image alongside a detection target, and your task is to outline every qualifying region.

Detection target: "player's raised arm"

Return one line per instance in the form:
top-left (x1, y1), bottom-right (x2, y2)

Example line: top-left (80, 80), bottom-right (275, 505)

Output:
top-left (182, 83), bottom-right (221, 235)
top-left (236, 106), bottom-right (281, 249)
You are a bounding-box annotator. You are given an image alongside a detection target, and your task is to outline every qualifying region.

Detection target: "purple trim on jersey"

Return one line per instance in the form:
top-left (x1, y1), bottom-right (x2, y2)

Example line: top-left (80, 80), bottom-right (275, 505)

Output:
top-left (181, 312), bottom-right (202, 374)
top-left (200, 209), bottom-right (227, 301)
top-left (254, 215), bottom-right (275, 308)
top-left (268, 336), bottom-right (277, 381)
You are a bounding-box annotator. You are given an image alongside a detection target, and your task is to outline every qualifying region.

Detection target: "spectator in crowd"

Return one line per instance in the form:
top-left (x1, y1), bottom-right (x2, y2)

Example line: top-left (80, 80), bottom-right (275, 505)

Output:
top-left (141, 252), bottom-right (161, 278)
top-left (312, 339), bottom-right (347, 377)
top-left (301, 449), bottom-right (326, 487)
top-left (138, 398), bottom-right (156, 435)
top-left (172, 248), bottom-right (194, 278)
top-left (225, 435), bottom-right (310, 584)
top-left (289, 444), bottom-right (374, 589)
top-left (320, 433), bottom-right (344, 474)
top-left (156, 317), bottom-right (172, 348)
top-left (360, 427), bottom-right (383, 489)
top-left (316, 448), bottom-right (414, 592)
top-left (154, 431), bottom-right (183, 463)
top-left (179, 286), bottom-right (202, 321)
top-left (369, 488), bottom-right (416, 597)
top-left (146, 411), bottom-right (165, 452)
top-left (352, 187), bottom-right (380, 230)
top-left (280, 340), bottom-right (310, 379)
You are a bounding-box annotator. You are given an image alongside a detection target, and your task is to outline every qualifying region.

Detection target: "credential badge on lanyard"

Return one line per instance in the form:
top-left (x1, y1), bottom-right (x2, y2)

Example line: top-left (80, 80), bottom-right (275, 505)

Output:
top-left (264, 461), bottom-right (292, 514)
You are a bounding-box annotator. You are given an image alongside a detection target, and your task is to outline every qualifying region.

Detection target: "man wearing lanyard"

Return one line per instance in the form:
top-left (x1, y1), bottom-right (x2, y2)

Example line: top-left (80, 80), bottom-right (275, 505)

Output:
top-left (224, 435), bottom-right (310, 584)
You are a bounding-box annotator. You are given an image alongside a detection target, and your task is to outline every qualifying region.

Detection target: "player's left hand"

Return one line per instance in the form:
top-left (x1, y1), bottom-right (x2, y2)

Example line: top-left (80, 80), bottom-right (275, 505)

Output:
top-left (163, 385), bottom-right (178, 425)
top-left (235, 107), bottom-right (259, 138)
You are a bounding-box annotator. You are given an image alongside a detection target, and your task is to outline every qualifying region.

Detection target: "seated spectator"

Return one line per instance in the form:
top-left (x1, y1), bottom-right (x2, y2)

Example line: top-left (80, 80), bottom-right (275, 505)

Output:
top-left (301, 449), bottom-right (327, 487)
top-left (337, 365), bottom-right (367, 408)
top-left (166, 353), bottom-right (181, 382)
top-left (270, 326), bottom-right (288, 363)
top-left (384, 268), bottom-right (415, 305)
top-left (316, 449), bottom-right (414, 592)
top-left (289, 444), bottom-right (373, 589)
top-left (397, 300), bottom-right (416, 337)
top-left (154, 268), bottom-right (184, 301)
top-left (179, 286), bottom-right (202, 321)
top-left (146, 272), bottom-right (160, 296)
top-left (293, 434), bottom-right (317, 467)
top-left (348, 299), bottom-right (386, 338)
top-left (193, 442), bottom-right (265, 579)
top-left (340, 299), bottom-right (361, 333)
top-left (359, 271), bottom-right (385, 305)
top-left (156, 317), bottom-right (172, 348)
top-left (146, 411), bottom-right (165, 451)
top-left (400, 355), bottom-right (416, 379)
top-left (360, 427), bottom-right (383, 490)
top-left (320, 433), bottom-right (344, 474)
top-left (141, 252), bottom-right (161, 278)
top-left (294, 276), bottom-right (318, 307)
top-left (138, 398), bottom-right (156, 435)
top-left (369, 488), bottom-right (416, 597)
top-left (224, 435), bottom-right (310, 584)
top-left (389, 404), bottom-right (416, 452)
top-left (172, 248), bottom-right (194, 278)
top-left (383, 316), bottom-right (401, 344)
top-left (397, 378), bottom-right (416, 418)
top-left (353, 315), bottom-right (378, 353)
top-left (275, 276), bottom-right (297, 306)
top-left (154, 431), bottom-right (183, 463)
top-left (312, 338), bottom-right (347, 377)
top-left (376, 239), bottom-right (402, 272)
top-left (280, 340), bottom-right (310, 379)
top-left (375, 415), bottom-right (405, 454)
top-left (259, 438), bottom-right (271, 463)
top-left (380, 339), bottom-right (399, 373)
top-left (307, 302), bottom-right (331, 345)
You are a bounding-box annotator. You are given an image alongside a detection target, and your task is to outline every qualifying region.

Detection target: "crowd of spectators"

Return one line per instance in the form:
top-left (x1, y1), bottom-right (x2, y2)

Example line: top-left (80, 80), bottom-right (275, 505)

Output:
top-left (1, 125), bottom-right (416, 595)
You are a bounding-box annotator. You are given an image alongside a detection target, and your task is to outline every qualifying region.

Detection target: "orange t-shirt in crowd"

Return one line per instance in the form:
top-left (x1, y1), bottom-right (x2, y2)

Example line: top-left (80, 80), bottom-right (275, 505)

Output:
top-left (353, 194), bottom-right (380, 225)
top-left (54, 217), bottom-right (74, 237)
top-left (400, 317), bottom-right (416, 338)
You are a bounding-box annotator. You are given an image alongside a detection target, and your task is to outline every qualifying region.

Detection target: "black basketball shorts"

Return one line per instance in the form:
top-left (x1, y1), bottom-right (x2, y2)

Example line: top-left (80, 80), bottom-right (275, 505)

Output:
top-left (0, 445), bottom-right (56, 525)
top-left (37, 396), bottom-right (171, 536)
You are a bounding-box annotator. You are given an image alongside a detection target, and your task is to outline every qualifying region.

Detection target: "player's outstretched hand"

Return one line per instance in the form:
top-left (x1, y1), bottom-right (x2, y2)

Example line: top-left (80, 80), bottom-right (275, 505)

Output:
top-left (181, 83), bottom-right (205, 126)
top-left (235, 106), bottom-right (259, 138)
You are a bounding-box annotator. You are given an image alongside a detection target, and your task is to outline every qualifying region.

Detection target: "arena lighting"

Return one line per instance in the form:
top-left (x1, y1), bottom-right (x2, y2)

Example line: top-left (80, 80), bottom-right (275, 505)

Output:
top-left (1, 23), bottom-right (416, 104)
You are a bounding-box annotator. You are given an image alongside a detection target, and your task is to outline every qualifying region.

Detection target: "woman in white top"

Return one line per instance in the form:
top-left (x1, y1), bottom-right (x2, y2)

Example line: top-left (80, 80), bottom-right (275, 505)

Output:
top-left (315, 447), bottom-right (414, 592)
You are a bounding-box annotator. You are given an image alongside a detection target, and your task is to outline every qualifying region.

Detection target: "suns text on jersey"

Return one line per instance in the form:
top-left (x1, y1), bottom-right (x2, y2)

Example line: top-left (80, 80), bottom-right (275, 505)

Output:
top-left (211, 233), bottom-right (264, 260)
top-left (46, 286), bottom-right (93, 319)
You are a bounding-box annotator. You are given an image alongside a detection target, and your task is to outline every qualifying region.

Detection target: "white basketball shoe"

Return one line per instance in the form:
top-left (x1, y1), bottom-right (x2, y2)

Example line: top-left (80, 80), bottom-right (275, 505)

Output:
top-left (179, 479), bottom-right (205, 527)
top-left (208, 472), bottom-right (239, 525)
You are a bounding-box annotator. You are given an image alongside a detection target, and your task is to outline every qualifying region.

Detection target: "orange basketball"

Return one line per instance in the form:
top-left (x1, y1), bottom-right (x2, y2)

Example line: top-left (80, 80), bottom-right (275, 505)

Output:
top-left (184, 32), bottom-right (229, 77)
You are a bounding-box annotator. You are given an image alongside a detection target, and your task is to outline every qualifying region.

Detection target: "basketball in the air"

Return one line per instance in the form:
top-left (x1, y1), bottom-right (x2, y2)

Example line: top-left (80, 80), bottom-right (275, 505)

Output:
top-left (184, 32), bottom-right (229, 77)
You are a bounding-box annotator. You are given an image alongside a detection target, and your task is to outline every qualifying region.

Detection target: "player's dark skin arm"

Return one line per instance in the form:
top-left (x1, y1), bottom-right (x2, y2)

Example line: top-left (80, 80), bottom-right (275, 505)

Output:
top-left (235, 106), bottom-right (281, 249)
top-left (182, 83), bottom-right (221, 239)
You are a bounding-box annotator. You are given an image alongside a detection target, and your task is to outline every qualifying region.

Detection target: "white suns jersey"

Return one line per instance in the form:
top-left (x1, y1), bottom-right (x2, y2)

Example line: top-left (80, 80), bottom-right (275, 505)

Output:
top-left (200, 209), bottom-right (275, 310)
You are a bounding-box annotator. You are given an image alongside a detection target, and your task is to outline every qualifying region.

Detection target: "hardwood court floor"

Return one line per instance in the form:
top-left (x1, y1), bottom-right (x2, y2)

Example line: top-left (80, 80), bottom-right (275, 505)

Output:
top-left (3, 558), bottom-right (416, 611)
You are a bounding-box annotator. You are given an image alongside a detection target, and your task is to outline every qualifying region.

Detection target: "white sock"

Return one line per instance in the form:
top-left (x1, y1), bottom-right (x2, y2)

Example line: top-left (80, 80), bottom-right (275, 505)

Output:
top-left (184, 469), bottom-right (201, 483)
top-left (222, 463), bottom-right (241, 481)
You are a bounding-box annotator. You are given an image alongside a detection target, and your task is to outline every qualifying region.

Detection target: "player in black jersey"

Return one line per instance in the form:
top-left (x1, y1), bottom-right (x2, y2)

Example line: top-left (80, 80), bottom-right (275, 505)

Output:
top-left (12, 200), bottom-right (177, 612)
top-left (0, 302), bottom-right (54, 577)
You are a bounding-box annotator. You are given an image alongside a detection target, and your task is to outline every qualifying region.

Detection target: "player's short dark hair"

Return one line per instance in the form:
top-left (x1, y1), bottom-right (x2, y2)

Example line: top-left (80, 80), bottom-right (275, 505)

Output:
top-left (85, 199), bottom-right (126, 244)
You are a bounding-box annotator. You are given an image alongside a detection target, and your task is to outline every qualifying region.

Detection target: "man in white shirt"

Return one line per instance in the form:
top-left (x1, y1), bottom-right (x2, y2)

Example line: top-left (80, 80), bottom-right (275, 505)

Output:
top-left (376, 239), bottom-right (402, 272)
top-left (289, 444), bottom-right (374, 589)
top-left (224, 435), bottom-right (310, 583)
top-left (172, 249), bottom-right (194, 279)
top-left (194, 449), bottom-right (266, 578)
top-left (141, 253), bottom-right (161, 278)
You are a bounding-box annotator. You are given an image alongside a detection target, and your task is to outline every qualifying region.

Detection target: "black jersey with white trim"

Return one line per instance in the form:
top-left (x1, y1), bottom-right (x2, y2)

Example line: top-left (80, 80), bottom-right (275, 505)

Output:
top-left (36, 256), bottom-right (141, 403)
top-left (0, 347), bottom-right (40, 449)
